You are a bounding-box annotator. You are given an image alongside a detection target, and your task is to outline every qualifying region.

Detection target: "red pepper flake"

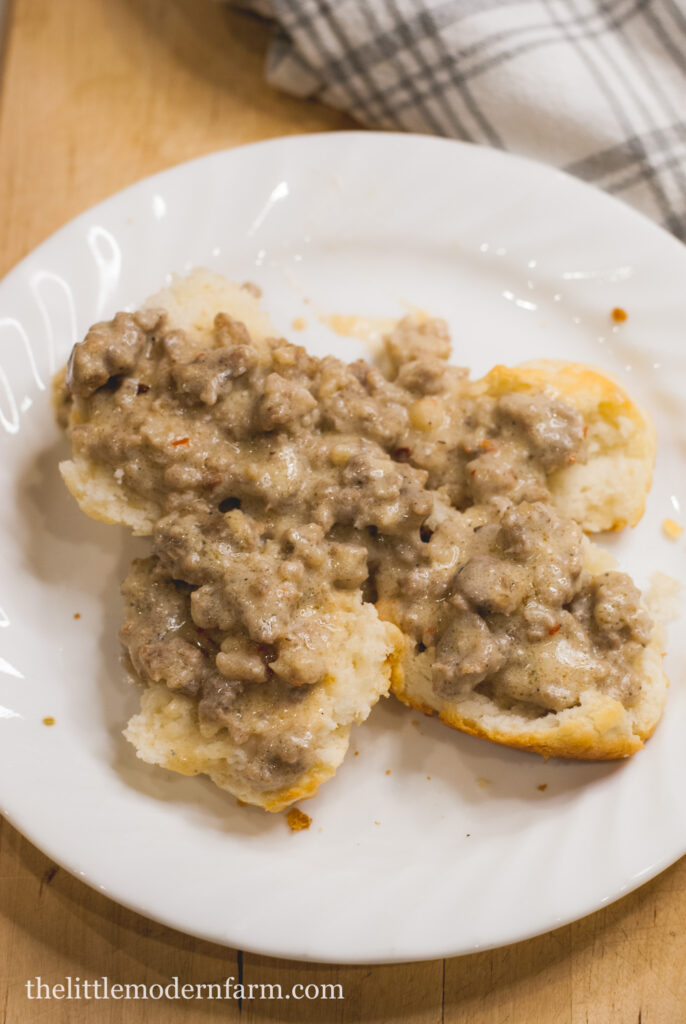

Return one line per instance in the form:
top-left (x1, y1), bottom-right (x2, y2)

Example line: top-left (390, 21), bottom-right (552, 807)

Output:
top-left (393, 447), bottom-right (412, 463)
top-left (286, 807), bottom-right (312, 832)
top-left (567, 454), bottom-right (577, 463)
top-left (583, 425), bottom-right (588, 437)
top-left (548, 624), bottom-right (561, 635)
top-left (611, 307), bottom-right (628, 323)
top-left (171, 437), bottom-right (190, 447)
top-left (481, 439), bottom-right (498, 452)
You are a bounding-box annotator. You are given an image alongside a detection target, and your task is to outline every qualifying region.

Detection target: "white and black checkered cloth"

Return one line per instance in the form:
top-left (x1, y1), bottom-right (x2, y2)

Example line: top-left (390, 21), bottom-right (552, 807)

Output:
top-left (233, 0), bottom-right (686, 240)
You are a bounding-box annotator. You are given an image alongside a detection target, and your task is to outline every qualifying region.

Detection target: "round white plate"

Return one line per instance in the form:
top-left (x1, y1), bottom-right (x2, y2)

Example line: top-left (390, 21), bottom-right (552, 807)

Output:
top-left (1, 133), bottom-right (685, 964)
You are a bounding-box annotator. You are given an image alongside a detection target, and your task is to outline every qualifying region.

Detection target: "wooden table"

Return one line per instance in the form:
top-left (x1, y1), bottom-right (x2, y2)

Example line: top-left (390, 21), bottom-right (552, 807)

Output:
top-left (1, 2), bottom-right (685, 1021)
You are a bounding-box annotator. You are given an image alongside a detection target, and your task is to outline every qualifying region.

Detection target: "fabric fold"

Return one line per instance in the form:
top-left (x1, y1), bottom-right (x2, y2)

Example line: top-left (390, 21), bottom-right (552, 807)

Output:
top-left (230, 0), bottom-right (686, 238)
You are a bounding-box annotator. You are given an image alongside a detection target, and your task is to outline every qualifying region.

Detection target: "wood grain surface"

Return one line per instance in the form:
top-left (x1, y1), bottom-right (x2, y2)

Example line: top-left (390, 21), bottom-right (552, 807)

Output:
top-left (1, 1), bottom-right (685, 1021)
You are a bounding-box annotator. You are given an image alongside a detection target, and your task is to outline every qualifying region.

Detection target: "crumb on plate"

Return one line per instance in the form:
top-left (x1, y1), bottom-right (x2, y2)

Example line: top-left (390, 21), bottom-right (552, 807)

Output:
top-left (286, 807), bottom-right (312, 832)
top-left (662, 518), bottom-right (683, 541)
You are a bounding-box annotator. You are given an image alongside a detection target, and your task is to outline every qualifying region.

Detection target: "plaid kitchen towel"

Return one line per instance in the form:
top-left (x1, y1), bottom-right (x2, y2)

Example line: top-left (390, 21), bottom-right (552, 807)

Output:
top-left (232, 0), bottom-right (686, 240)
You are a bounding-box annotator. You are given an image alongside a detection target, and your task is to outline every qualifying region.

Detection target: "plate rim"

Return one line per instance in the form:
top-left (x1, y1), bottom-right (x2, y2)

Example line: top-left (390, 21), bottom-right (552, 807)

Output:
top-left (3, 130), bottom-right (686, 295)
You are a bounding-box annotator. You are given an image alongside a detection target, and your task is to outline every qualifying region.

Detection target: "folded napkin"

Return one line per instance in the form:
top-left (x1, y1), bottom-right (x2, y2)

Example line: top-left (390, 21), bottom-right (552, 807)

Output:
top-left (234, 0), bottom-right (686, 240)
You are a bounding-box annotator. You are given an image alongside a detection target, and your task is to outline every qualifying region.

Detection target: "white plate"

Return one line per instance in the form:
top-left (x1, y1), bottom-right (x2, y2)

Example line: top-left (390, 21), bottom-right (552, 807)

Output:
top-left (1, 133), bottom-right (685, 964)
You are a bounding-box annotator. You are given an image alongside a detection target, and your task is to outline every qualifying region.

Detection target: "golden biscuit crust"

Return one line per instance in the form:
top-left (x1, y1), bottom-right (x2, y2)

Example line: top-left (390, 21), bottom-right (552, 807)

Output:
top-left (474, 359), bottom-right (656, 531)
top-left (388, 539), bottom-right (668, 762)
top-left (124, 594), bottom-right (403, 812)
top-left (391, 644), bottom-right (666, 761)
